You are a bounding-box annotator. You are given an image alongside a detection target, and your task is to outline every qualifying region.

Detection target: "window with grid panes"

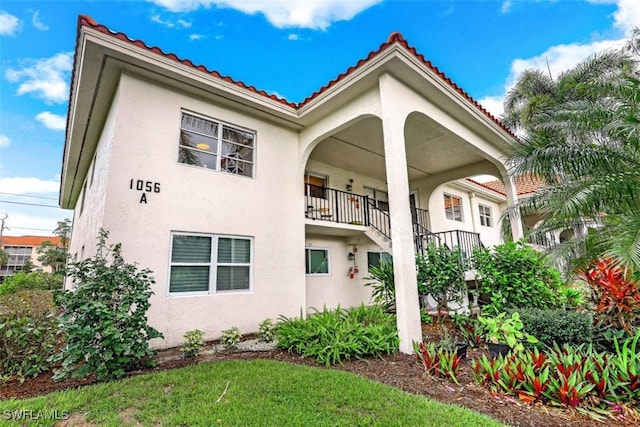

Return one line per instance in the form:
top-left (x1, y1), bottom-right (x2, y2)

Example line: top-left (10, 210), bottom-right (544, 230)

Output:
top-left (444, 194), bottom-right (463, 221)
top-left (179, 112), bottom-right (255, 177)
top-left (479, 204), bottom-right (492, 227)
top-left (169, 233), bottom-right (252, 294)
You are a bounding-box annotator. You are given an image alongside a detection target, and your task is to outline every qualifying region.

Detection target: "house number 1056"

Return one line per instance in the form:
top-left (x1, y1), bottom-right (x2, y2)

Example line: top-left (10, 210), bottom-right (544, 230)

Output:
top-left (129, 179), bottom-right (160, 204)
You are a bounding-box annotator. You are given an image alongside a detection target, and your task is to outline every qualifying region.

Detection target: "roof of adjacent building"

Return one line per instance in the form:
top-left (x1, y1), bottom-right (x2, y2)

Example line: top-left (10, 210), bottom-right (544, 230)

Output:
top-left (76, 15), bottom-right (515, 137)
top-left (1, 236), bottom-right (62, 247)
top-left (467, 174), bottom-right (545, 196)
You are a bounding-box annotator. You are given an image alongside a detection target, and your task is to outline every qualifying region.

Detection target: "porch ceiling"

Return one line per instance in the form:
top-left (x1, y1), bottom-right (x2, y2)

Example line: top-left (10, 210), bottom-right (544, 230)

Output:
top-left (309, 115), bottom-right (485, 182)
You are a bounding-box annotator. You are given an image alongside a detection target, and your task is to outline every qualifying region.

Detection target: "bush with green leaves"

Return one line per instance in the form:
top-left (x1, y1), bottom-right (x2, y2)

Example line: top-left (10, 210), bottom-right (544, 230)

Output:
top-left (0, 272), bottom-right (63, 296)
top-left (258, 319), bottom-right (277, 342)
top-left (471, 241), bottom-right (562, 313)
top-left (516, 308), bottom-right (594, 348)
top-left (416, 244), bottom-right (466, 313)
top-left (0, 290), bottom-right (59, 382)
top-left (181, 329), bottom-right (205, 357)
top-left (220, 326), bottom-right (243, 349)
top-left (52, 230), bottom-right (163, 381)
top-left (276, 305), bottom-right (399, 366)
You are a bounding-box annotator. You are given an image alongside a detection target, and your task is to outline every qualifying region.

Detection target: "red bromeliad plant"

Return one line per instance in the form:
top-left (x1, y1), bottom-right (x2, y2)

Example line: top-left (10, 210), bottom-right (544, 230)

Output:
top-left (581, 259), bottom-right (640, 331)
top-left (414, 342), bottom-right (461, 384)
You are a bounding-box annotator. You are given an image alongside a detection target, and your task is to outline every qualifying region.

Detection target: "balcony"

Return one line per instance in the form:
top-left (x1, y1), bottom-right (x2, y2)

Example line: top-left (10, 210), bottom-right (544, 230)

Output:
top-left (304, 184), bottom-right (483, 258)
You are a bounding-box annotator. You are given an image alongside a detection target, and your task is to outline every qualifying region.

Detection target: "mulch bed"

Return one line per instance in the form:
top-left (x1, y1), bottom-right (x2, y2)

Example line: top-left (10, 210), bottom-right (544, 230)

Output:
top-left (1, 327), bottom-right (638, 427)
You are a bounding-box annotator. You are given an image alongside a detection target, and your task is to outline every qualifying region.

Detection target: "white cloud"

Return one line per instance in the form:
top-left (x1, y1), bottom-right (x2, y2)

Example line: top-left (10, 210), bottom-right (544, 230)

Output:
top-left (501, 1), bottom-right (512, 14)
top-left (0, 177), bottom-right (60, 194)
top-left (36, 111), bottom-right (66, 130)
top-left (5, 52), bottom-right (73, 104)
top-left (148, 0), bottom-right (382, 29)
top-left (478, 95), bottom-right (505, 119)
top-left (31, 10), bottom-right (49, 31)
top-left (0, 210), bottom-right (71, 237)
top-left (152, 14), bottom-right (192, 28)
top-left (288, 33), bottom-right (299, 40)
top-left (189, 33), bottom-right (203, 40)
top-left (0, 135), bottom-right (10, 148)
top-left (0, 10), bottom-right (20, 35)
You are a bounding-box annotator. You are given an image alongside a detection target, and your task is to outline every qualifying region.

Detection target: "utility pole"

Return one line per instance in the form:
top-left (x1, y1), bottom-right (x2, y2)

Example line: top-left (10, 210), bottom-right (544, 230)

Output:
top-left (0, 213), bottom-right (7, 247)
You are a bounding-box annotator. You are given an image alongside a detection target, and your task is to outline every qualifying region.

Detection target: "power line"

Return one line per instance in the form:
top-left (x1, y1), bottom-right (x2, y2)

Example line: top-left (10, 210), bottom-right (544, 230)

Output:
top-left (0, 192), bottom-right (58, 201)
top-left (9, 226), bottom-right (56, 232)
top-left (0, 200), bottom-right (63, 209)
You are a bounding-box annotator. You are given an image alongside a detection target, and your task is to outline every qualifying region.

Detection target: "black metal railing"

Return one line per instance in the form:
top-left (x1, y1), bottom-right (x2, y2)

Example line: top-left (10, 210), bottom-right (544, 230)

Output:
top-left (305, 186), bottom-right (483, 263)
top-left (430, 229), bottom-right (483, 263)
top-left (305, 184), bottom-right (368, 226)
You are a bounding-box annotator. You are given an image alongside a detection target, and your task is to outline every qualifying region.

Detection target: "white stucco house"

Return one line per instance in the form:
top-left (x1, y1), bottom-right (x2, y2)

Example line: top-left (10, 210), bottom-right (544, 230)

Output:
top-left (60, 16), bottom-right (524, 352)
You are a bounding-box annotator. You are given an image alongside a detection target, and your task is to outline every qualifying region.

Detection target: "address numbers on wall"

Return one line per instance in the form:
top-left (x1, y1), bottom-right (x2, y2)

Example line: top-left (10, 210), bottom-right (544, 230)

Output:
top-left (129, 179), bottom-right (160, 204)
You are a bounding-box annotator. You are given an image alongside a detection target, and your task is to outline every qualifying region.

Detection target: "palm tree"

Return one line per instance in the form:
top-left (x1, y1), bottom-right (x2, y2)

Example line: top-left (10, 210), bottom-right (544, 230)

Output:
top-left (502, 35), bottom-right (640, 271)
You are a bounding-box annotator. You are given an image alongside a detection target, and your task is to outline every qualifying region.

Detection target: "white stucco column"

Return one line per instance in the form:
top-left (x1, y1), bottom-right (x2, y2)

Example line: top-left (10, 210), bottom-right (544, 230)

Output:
top-left (503, 175), bottom-right (524, 240)
top-left (379, 73), bottom-right (422, 354)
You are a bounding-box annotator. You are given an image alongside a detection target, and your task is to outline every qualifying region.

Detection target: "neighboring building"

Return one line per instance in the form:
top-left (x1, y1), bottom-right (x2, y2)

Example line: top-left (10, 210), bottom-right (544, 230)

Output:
top-left (0, 235), bottom-right (62, 280)
top-left (60, 16), bottom-right (524, 352)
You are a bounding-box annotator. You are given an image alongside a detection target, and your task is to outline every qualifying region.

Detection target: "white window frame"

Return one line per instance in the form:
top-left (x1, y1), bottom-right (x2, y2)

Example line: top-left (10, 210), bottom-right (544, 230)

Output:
top-left (168, 232), bottom-right (253, 296)
top-left (304, 171), bottom-right (329, 199)
top-left (478, 204), bottom-right (493, 227)
top-left (305, 247), bottom-right (331, 276)
top-left (178, 111), bottom-right (256, 178)
top-left (444, 193), bottom-right (463, 222)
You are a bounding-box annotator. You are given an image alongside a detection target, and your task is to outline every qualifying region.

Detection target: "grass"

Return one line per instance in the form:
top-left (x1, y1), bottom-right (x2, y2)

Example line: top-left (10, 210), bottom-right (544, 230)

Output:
top-left (0, 360), bottom-right (504, 426)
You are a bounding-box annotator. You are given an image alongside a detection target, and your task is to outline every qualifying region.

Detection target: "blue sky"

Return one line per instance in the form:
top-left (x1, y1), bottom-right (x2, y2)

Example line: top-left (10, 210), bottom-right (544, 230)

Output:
top-left (0, 0), bottom-right (638, 236)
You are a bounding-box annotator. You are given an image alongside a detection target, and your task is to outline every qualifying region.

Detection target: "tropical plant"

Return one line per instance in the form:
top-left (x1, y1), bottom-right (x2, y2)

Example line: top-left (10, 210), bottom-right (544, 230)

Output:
top-left (416, 244), bottom-right (466, 314)
top-left (276, 305), bottom-right (398, 366)
top-left (502, 34), bottom-right (640, 272)
top-left (414, 341), bottom-right (462, 384)
top-left (471, 241), bottom-right (562, 313)
top-left (580, 258), bottom-right (640, 332)
top-left (0, 248), bottom-right (7, 268)
top-left (451, 314), bottom-right (485, 348)
top-left (52, 230), bottom-right (163, 381)
top-left (364, 260), bottom-right (395, 311)
top-left (479, 312), bottom-right (538, 352)
top-left (516, 308), bottom-right (594, 348)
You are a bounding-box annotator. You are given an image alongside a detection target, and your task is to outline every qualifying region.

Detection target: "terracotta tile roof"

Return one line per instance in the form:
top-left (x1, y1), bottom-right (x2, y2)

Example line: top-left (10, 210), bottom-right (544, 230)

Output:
top-left (75, 16), bottom-right (515, 137)
top-left (1, 236), bottom-right (62, 247)
top-left (467, 175), bottom-right (545, 196)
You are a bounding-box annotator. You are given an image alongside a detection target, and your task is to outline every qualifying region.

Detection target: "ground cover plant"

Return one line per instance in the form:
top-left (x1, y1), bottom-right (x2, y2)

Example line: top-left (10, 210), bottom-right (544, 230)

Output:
top-left (0, 272), bottom-right (62, 296)
top-left (471, 332), bottom-right (640, 420)
top-left (276, 305), bottom-right (398, 366)
top-left (0, 360), bottom-right (503, 427)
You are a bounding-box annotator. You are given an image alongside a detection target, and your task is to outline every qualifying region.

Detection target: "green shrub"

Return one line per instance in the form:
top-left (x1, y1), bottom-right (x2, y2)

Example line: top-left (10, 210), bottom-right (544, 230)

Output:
top-left (416, 245), bottom-right (466, 313)
top-left (258, 319), bottom-right (277, 342)
top-left (220, 327), bottom-right (243, 349)
top-left (0, 290), bottom-right (59, 382)
top-left (181, 329), bottom-right (205, 357)
top-left (52, 230), bottom-right (163, 381)
top-left (276, 305), bottom-right (398, 366)
top-left (0, 272), bottom-right (63, 296)
top-left (516, 308), bottom-right (594, 348)
top-left (471, 241), bottom-right (562, 313)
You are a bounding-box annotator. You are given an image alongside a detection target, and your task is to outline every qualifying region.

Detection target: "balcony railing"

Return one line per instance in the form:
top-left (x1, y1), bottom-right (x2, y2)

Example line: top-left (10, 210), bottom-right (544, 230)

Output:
top-left (305, 185), bottom-right (483, 259)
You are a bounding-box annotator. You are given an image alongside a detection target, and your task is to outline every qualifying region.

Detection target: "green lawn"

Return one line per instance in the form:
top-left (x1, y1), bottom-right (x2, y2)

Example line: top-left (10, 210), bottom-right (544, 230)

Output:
top-left (0, 360), bottom-right (504, 426)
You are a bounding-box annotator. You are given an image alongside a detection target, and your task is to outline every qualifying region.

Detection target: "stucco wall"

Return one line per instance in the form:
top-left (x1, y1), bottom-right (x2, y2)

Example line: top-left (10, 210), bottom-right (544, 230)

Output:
top-left (67, 84), bottom-right (117, 267)
top-left (305, 234), bottom-right (383, 311)
top-left (88, 73), bottom-right (306, 348)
